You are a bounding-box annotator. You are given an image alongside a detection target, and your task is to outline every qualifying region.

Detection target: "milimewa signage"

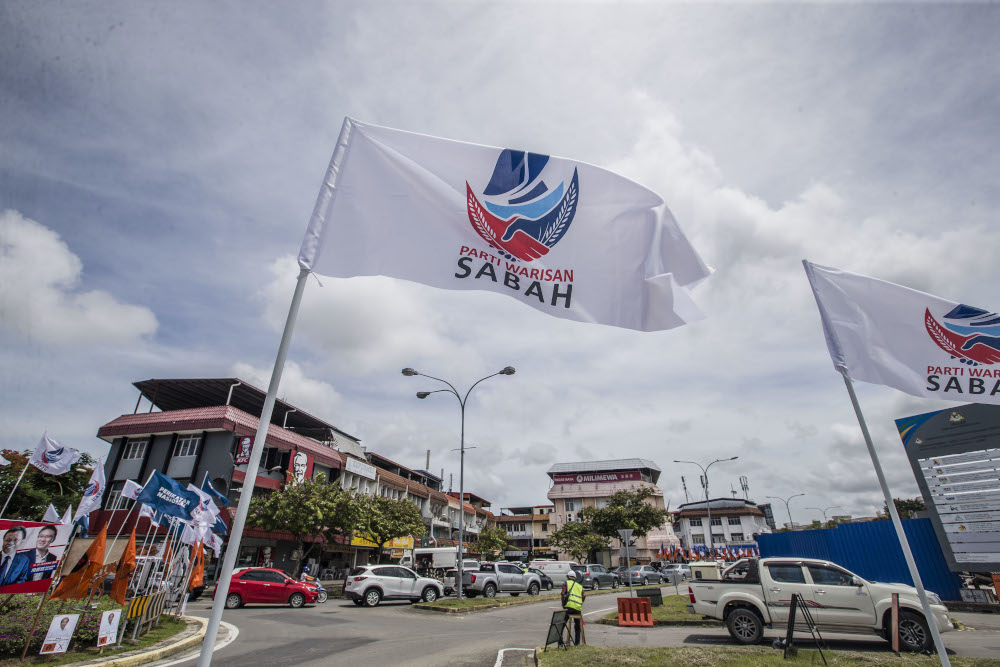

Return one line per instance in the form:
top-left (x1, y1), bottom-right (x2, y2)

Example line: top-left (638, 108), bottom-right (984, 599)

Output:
top-left (552, 471), bottom-right (641, 484)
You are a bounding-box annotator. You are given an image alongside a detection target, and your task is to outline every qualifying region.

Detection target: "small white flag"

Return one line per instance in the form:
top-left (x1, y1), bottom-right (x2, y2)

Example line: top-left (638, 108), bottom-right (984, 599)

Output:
top-left (804, 260), bottom-right (1000, 403)
top-left (122, 479), bottom-right (143, 501)
top-left (0, 452), bottom-right (10, 466)
top-left (299, 118), bottom-right (711, 332)
top-left (73, 462), bottom-right (106, 524)
top-left (42, 504), bottom-right (60, 523)
top-left (60, 505), bottom-right (73, 525)
top-left (28, 434), bottom-right (82, 475)
top-left (181, 522), bottom-right (209, 546)
top-left (186, 483), bottom-right (220, 526)
top-left (205, 531), bottom-right (223, 558)
top-left (138, 503), bottom-right (159, 527)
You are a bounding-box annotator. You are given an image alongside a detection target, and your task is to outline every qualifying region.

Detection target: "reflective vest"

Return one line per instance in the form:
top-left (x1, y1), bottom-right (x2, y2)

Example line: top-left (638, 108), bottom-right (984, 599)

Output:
top-left (564, 579), bottom-right (583, 612)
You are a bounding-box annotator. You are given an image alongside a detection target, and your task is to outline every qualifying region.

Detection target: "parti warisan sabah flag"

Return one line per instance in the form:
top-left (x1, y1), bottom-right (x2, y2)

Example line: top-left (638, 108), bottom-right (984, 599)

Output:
top-left (299, 118), bottom-right (711, 332)
top-left (805, 260), bottom-right (1000, 404)
top-left (28, 434), bottom-right (82, 475)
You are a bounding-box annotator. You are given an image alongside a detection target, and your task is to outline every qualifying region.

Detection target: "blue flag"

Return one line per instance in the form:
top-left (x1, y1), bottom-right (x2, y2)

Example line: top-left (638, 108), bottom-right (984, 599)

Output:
top-left (136, 471), bottom-right (201, 522)
top-left (201, 477), bottom-right (230, 508)
top-left (212, 514), bottom-right (228, 536)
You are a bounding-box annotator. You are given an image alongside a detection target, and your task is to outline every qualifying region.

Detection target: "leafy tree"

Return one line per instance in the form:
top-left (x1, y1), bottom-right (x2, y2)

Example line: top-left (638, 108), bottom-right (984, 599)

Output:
top-left (475, 524), bottom-right (512, 561)
top-left (547, 521), bottom-right (608, 563)
top-left (247, 473), bottom-right (359, 575)
top-left (353, 494), bottom-right (426, 563)
top-left (0, 449), bottom-right (98, 521)
top-left (581, 487), bottom-right (671, 540)
top-left (882, 497), bottom-right (926, 520)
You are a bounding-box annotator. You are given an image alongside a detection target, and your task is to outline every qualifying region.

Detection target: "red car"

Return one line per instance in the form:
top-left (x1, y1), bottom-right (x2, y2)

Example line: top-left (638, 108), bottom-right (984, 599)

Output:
top-left (216, 568), bottom-right (318, 609)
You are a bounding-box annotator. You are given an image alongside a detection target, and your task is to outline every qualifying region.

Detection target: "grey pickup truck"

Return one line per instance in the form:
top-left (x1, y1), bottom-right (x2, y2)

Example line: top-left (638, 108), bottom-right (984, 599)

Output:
top-left (462, 562), bottom-right (542, 598)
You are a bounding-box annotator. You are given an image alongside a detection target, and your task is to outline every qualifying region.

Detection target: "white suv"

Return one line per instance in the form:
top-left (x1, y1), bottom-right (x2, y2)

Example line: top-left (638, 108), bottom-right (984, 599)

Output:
top-left (345, 565), bottom-right (444, 607)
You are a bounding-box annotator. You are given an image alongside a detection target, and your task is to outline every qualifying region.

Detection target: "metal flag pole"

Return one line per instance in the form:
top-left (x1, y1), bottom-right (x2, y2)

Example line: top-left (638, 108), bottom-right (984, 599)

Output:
top-left (840, 369), bottom-right (951, 667)
top-left (107, 497), bottom-right (143, 563)
top-left (198, 268), bottom-right (310, 667)
top-left (0, 462), bottom-right (30, 519)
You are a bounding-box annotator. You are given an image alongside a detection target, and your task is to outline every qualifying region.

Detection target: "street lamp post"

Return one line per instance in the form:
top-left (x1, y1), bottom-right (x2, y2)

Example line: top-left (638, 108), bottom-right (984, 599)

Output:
top-left (806, 505), bottom-right (842, 525)
top-left (403, 366), bottom-right (515, 598)
top-left (673, 457), bottom-right (738, 555)
top-left (767, 493), bottom-right (806, 529)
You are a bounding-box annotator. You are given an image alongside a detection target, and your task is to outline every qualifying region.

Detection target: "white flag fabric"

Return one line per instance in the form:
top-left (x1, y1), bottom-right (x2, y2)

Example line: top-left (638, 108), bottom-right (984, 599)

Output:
top-left (28, 434), bottom-right (82, 475)
top-left (122, 479), bottom-right (143, 501)
top-left (73, 463), bottom-right (106, 524)
top-left (42, 504), bottom-right (60, 523)
top-left (804, 260), bottom-right (1000, 403)
top-left (138, 503), bottom-right (159, 527)
top-left (181, 521), bottom-right (209, 546)
top-left (0, 452), bottom-right (10, 466)
top-left (186, 483), bottom-right (220, 526)
top-left (60, 505), bottom-right (73, 525)
top-left (205, 531), bottom-right (223, 558)
top-left (299, 118), bottom-right (711, 332)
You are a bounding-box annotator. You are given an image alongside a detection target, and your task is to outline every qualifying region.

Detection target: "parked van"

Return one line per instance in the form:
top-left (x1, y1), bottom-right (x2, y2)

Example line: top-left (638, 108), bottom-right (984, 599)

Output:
top-left (528, 560), bottom-right (579, 586)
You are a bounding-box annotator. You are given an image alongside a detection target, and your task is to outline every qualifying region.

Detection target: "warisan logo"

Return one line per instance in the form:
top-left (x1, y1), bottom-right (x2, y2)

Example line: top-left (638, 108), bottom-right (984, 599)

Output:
top-left (926, 304), bottom-right (1000, 396)
top-left (41, 447), bottom-right (66, 465)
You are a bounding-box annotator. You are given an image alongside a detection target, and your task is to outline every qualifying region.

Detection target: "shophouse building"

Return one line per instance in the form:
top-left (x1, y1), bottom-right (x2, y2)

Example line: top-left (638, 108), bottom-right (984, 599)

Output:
top-left (673, 498), bottom-right (772, 551)
top-left (546, 459), bottom-right (679, 565)
top-left (499, 505), bottom-right (555, 560)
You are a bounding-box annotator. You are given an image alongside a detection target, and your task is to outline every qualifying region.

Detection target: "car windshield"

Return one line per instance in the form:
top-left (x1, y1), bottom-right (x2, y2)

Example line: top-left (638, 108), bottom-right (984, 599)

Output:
top-left (571, 566), bottom-right (586, 573)
top-left (349, 567), bottom-right (369, 577)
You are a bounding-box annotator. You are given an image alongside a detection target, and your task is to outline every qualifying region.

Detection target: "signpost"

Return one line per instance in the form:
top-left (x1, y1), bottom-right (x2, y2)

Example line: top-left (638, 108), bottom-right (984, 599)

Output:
top-left (617, 528), bottom-right (634, 597)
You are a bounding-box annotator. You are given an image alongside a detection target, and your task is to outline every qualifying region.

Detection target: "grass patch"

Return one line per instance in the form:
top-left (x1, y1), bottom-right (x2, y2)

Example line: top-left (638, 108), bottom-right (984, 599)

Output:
top-left (598, 594), bottom-right (721, 626)
top-left (415, 584), bottom-right (669, 613)
top-left (537, 645), bottom-right (1000, 667)
top-left (2, 616), bottom-right (187, 666)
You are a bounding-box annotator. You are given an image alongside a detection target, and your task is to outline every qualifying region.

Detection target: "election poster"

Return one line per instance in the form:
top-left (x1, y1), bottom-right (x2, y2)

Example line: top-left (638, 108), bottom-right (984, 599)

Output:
top-left (0, 519), bottom-right (73, 594)
top-left (40, 613), bottom-right (80, 654)
top-left (97, 609), bottom-right (121, 647)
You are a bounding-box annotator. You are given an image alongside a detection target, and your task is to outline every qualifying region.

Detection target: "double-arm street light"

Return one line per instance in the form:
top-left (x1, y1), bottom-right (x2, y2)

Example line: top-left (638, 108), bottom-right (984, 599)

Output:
top-left (767, 493), bottom-right (806, 529)
top-left (402, 366), bottom-right (515, 598)
top-left (806, 505), bottom-right (842, 524)
top-left (673, 456), bottom-right (738, 552)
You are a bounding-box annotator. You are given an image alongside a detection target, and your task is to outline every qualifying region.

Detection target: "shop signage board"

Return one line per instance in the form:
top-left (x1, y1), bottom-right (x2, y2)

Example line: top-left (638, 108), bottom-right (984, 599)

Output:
top-left (552, 471), bottom-right (641, 484)
top-left (345, 457), bottom-right (377, 480)
top-left (896, 403), bottom-right (1000, 571)
top-left (350, 534), bottom-right (414, 549)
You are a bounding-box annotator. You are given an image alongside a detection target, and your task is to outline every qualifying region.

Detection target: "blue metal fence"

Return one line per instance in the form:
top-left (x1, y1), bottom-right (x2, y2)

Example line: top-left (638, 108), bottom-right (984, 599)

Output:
top-left (757, 518), bottom-right (961, 600)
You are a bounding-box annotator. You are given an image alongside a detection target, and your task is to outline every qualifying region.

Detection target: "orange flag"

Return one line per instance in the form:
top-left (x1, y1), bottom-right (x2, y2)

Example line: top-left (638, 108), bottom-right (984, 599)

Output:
top-left (109, 526), bottom-right (137, 604)
top-left (189, 542), bottom-right (204, 590)
top-left (51, 524), bottom-right (107, 600)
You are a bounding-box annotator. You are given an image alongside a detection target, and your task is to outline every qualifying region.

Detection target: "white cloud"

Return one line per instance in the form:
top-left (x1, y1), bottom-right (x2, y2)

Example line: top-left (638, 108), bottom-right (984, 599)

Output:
top-left (0, 209), bottom-right (157, 345)
top-left (230, 360), bottom-right (343, 422)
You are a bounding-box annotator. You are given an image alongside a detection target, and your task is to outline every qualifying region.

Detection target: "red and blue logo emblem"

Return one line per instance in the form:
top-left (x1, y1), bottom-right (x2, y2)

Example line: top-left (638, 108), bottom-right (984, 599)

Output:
top-left (926, 304), bottom-right (1000, 366)
top-left (467, 150), bottom-right (579, 262)
top-left (85, 480), bottom-right (101, 497)
top-left (41, 447), bottom-right (65, 465)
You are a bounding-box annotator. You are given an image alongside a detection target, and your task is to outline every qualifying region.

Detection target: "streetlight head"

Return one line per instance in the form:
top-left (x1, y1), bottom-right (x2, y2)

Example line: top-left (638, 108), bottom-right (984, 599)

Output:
top-left (501, 366), bottom-right (516, 376)
top-left (728, 456), bottom-right (739, 461)
top-left (402, 368), bottom-right (418, 376)
top-left (416, 391), bottom-right (430, 399)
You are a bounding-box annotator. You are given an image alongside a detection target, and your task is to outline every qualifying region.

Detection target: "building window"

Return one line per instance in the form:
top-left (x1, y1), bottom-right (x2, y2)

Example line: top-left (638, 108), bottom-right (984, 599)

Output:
top-left (728, 517), bottom-right (741, 526)
top-left (541, 522), bottom-right (548, 532)
top-left (122, 440), bottom-right (148, 461)
top-left (710, 517), bottom-right (722, 526)
top-left (595, 498), bottom-right (609, 509)
top-left (730, 533), bottom-right (744, 542)
top-left (105, 481), bottom-right (126, 509)
top-left (689, 518), bottom-right (702, 527)
top-left (692, 534), bottom-right (705, 545)
top-left (564, 498), bottom-right (580, 512)
top-left (172, 435), bottom-right (201, 458)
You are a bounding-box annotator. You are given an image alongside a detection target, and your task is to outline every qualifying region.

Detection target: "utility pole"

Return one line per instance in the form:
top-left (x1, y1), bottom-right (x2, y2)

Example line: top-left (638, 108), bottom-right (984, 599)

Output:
top-left (681, 476), bottom-right (690, 504)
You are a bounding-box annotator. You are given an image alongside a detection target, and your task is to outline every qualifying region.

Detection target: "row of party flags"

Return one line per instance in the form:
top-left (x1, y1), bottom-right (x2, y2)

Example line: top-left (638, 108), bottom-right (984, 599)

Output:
top-left (656, 543), bottom-right (760, 561)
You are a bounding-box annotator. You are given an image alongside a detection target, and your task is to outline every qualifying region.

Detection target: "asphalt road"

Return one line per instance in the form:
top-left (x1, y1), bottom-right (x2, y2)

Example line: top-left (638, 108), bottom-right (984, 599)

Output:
top-left (153, 590), bottom-right (1000, 667)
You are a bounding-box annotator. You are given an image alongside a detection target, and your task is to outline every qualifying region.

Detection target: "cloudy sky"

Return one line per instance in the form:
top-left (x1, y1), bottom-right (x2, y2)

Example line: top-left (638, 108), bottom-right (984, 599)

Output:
top-left (3, 2), bottom-right (999, 523)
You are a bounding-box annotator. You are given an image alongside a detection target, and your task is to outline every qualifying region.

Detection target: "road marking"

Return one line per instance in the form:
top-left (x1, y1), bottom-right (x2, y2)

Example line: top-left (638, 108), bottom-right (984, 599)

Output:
top-left (584, 606), bottom-right (617, 617)
top-left (494, 647), bottom-right (533, 667)
top-left (154, 620), bottom-right (240, 666)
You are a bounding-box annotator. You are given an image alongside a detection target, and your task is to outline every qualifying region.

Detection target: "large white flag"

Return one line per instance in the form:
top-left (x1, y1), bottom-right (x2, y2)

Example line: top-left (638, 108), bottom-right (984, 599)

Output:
top-left (804, 260), bottom-right (1000, 403)
top-left (298, 118), bottom-right (711, 332)
top-left (73, 463), bottom-right (106, 524)
top-left (42, 504), bottom-right (60, 523)
top-left (122, 479), bottom-right (143, 501)
top-left (28, 434), bottom-right (82, 475)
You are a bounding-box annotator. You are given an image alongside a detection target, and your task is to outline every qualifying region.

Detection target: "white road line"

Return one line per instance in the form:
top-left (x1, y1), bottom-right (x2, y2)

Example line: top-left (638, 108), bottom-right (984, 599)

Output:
top-left (493, 647), bottom-right (534, 667)
top-left (154, 620), bottom-right (240, 666)
top-left (583, 606), bottom-right (618, 617)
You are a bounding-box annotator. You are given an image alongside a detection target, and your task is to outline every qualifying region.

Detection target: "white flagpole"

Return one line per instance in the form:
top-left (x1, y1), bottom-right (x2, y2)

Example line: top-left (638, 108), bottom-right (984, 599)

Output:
top-left (0, 462), bottom-right (30, 518)
top-left (840, 369), bottom-right (951, 667)
top-left (106, 499), bottom-right (142, 563)
top-left (198, 268), bottom-right (310, 667)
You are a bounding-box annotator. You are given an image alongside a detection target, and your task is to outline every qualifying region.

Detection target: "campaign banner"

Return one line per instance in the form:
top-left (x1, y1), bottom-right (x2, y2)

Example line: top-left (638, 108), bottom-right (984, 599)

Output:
top-left (40, 613), bottom-right (79, 654)
top-left (0, 519), bottom-right (73, 594)
top-left (97, 610), bottom-right (121, 647)
top-left (136, 471), bottom-right (201, 522)
top-left (552, 471), bottom-right (642, 484)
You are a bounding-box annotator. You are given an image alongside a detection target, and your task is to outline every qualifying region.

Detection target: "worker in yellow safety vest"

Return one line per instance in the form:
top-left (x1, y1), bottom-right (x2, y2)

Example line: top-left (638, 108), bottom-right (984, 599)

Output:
top-left (560, 569), bottom-right (585, 645)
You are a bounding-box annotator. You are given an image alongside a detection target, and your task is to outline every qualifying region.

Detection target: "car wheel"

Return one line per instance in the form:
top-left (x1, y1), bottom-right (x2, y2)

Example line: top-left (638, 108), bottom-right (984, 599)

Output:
top-left (224, 593), bottom-right (242, 609)
top-left (612, 578), bottom-right (619, 589)
top-left (592, 580), bottom-right (599, 591)
top-left (483, 584), bottom-right (497, 598)
top-left (643, 577), bottom-right (649, 586)
top-left (363, 588), bottom-right (382, 607)
top-left (289, 592), bottom-right (306, 608)
top-left (898, 611), bottom-right (931, 652)
top-left (528, 582), bottom-right (540, 596)
top-left (421, 586), bottom-right (439, 603)
top-left (727, 608), bottom-right (764, 644)
top-left (547, 583), bottom-right (553, 591)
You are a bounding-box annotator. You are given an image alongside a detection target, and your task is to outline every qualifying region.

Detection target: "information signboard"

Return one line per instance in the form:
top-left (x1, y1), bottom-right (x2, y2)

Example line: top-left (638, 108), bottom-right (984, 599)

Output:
top-left (896, 403), bottom-right (1000, 571)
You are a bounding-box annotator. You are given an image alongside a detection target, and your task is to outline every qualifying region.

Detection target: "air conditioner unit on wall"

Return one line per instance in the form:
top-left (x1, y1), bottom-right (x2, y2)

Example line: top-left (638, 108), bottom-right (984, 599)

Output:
top-left (567, 513), bottom-right (574, 523)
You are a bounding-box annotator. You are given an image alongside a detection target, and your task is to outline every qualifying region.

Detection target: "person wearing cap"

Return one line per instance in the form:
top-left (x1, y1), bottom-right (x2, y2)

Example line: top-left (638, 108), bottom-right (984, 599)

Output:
top-left (560, 569), bottom-right (585, 646)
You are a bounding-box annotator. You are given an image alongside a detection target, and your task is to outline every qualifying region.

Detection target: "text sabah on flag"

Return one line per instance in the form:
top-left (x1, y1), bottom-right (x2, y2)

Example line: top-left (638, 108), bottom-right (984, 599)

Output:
top-left (298, 118), bottom-right (711, 332)
top-left (804, 260), bottom-right (1000, 404)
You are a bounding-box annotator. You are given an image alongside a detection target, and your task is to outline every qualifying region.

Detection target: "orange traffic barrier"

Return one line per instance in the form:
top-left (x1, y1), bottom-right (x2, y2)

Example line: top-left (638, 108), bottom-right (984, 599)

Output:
top-left (617, 596), bottom-right (653, 627)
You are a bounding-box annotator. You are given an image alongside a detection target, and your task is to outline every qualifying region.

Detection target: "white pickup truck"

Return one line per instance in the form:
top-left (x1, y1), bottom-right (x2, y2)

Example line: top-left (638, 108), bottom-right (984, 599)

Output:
top-left (687, 557), bottom-right (951, 652)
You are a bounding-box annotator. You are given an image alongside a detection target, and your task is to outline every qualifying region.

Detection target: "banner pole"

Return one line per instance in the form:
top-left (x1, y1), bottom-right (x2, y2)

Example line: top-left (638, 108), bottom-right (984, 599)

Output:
top-left (0, 462), bottom-right (30, 519)
top-left (107, 497), bottom-right (141, 563)
top-left (840, 370), bottom-right (951, 667)
top-left (198, 267), bottom-right (310, 667)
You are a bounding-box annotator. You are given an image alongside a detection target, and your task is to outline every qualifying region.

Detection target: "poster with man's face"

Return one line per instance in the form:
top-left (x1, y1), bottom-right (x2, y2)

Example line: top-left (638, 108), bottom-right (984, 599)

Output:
top-left (0, 519), bottom-right (73, 594)
top-left (40, 613), bottom-right (79, 654)
top-left (292, 452), bottom-right (308, 484)
top-left (97, 610), bottom-right (121, 646)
